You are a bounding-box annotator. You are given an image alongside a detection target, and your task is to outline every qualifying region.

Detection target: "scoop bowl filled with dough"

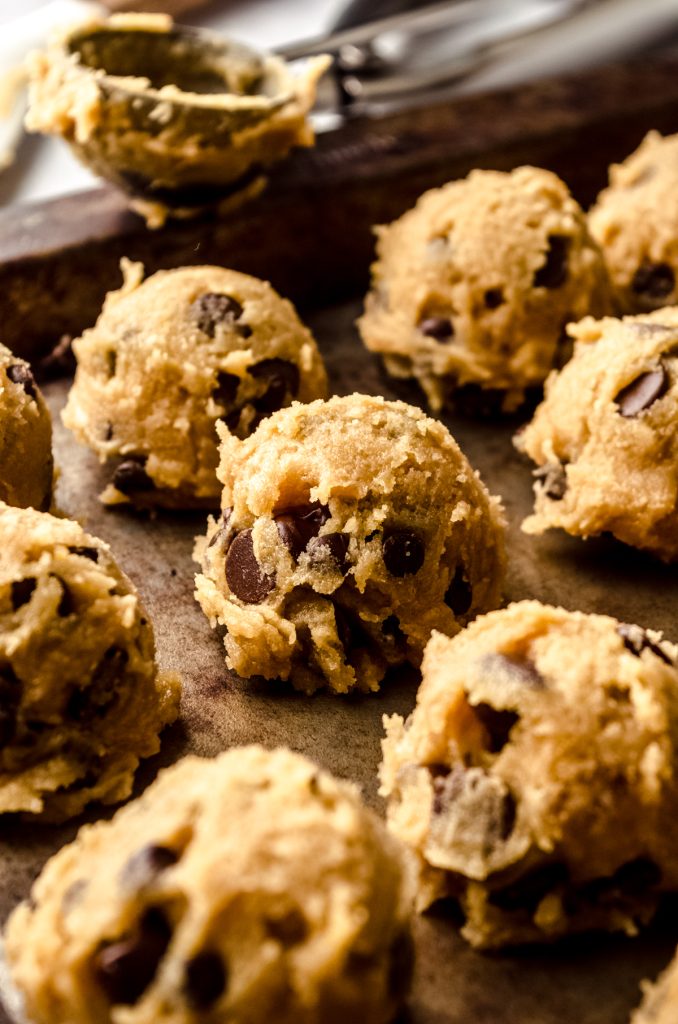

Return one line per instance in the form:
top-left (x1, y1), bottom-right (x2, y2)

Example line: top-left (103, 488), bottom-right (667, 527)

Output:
top-left (358, 166), bottom-right (610, 414)
top-left (0, 344), bottom-right (53, 512)
top-left (517, 309), bottom-right (678, 561)
top-left (0, 503), bottom-right (179, 821)
top-left (4, 745), bottom-right (414, 1024)
top-left (62, 261), bottom-right (327, 510)
top-left (195, 393), bottom-right (505, 694)
top-left (380, 600), bottom-right (678, 949)
top-left (589, 131), bottom-right (678, 315)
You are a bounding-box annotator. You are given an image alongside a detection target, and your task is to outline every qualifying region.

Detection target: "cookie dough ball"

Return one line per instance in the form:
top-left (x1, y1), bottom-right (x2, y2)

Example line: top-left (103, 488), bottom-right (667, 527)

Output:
top-left (195, 394), bottom-right (505, 694)
top-left (518, 310), bottom-right (678, 561)
top-left (5, 746), bottom-right (414, 1024)
top-left (26, 14), bottom-right (329, 227)
top-left (633, 951), bottom-right (678, 1024)
top-left (0, 344), bottom-right (52, 511)
top-left (589, 132), bottom-right (678, 314)
top-left (62, 261), bottom-right (327, 509)
top-left (358, 167), bottom-right (610, 413)
top-left (0, 503), bottom-right (179, 820)
top-left (380, 601), bottom-right (678, 949)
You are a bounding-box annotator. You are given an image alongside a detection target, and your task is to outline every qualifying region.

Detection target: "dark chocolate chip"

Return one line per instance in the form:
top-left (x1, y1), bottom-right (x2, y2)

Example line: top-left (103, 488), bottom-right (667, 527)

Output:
top-left (419, 316), bottom-right (454, 342)
top-left (184, 951), bottom-right (227, 1009)
top-left (534, 462), bottom-right (568, 500)
top-left (67, 646), bottom-right (128, 721)
top-left (614, 364), bottom-right (668, 418)
top-left (382, 529), bottom-right (425, 577)
top-left (225, 529), bottom-right (274, 604)
top-left (265, 908), bottom-right (308, 945)
top-left (121, 845), bottom-right (178, 889)
top-left (617, 623), bottom-right (673, 666)
top-left (250, 359), bottom-right (300, 413)
top-left (212, 371), bottom-right (240, 407)
top-left (489, 863), bottom-right (569, 912)
top-left (612, 856), bottom-right (662, 893)
top-left (68, 546), bottom-right (99, 562)
top-left (94, 907), bottom-right (171, 1005)
top-left (10, 577), bottom-right (36, 611)
top-left (333, 603), bottom-right (370, 656)
top-left (307, 532), bottom-right (350, 573)
top-left (445, 567), bottom-right (472, 616)
top-left (484, 288), bottom-right (504, 309)
top-left (275, 502), bottom-right (330, 560)
top-left (6, 363), bottom-right (36, 400)
top-left (207, 507), bottom-right (234, 550)
top-left (631, 262), bottom-right (675, 301)
top-left (533, 235), bottom-right (569, 289)
top-left (191, 293), bottom-right (244, 338)
top-left (388, 930), bottom-right (415, 1003)
top-left (472, 702), bottom-right (520, 753)
top-left (56, 579), bottom-right (74, 617)
top-left (499, 790), bottom-right (517, 840)
top-left (103, 423), bottom-right (114, 442)
top-left (0, 665), bottom-right (21, 747)
top-left (106, 350), bottom-right (117, 378)
top-left (113, 458), bottom-right (154, 495)
top-left (479, 652), bottom-right (545, 689)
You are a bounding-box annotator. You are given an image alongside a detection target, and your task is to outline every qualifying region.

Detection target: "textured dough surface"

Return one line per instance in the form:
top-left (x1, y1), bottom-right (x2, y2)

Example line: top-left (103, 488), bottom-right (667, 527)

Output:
top-left (589, 131), bottom-right (678, 314)
top-left (0, 343), bottom-right (53, 511)
top-left (358, 166), bottom-right (610, 412)
top-left (195, 394), bottom-right (506, 694)
top-left (0, 503), bottom-right (179, 820)
top-left (518, 309), bottom-right (678, 561)
top-left (63, 261), bottom-right (327, 508)
top-left (5, 745), bottom-right (414, 1024)
top-left (380, 601), bottom-right (678, 948)
top-left (633, 948), bottom-right (678, 1024)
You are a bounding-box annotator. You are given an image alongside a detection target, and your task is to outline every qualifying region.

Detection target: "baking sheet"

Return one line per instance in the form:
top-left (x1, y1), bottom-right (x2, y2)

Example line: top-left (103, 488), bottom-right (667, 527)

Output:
top-left (1, 297), bottom-right (678, 1023)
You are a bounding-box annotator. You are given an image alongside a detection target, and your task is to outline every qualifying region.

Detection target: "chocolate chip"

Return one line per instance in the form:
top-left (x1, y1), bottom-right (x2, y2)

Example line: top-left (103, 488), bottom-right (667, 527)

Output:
top-left (113, 458), bottom-right (154, 495)
top-left (534, 462), bottom-right (567, 500)
top-left (191, 293), bottom-right (244, 337)
top-left (103, 423), bottom-right (114, 442)
top-left (631, 262), bottom-right (675, 301)
top-left (106, 350), bottom-right (117, 378)
top-left (612, 857), bottom-right (662, 893)
top-left (472, 703), bottom-right (520, 753)
top-left (68, 546), bottom-right (99, 562)
top-left (67, 646), bottom-right (128, 721)
top-left (533, 235), bottom-right (569, 289)
top-left (10, 577), bottom-right (36, 611)
top-left (121, 845), bottom-right (178, 889)
top-left (382, 529), bottom-right (425, 577)
top-left (184, 951), bottom-right (227, 1009)
top-left (94, 907), bottom-right (171, 1005)
top-left (382, 615), bottom-right (406, 645)
top-left (614, 364), bottom-right (668, 418)
top-left (307, 533), bottom-right (350, 573)
top-left (0, 666), bottom-right (21, 747)
top-left (333, 603), bottom-right (370, 656)
top-left (207, 507), bottom-right (234, 550)
top-left (265, 908), bottom-right (307, 945)
top-left (489, 863), bottom-right (569, 912)
top-left (419, 316), bottom-right (454, 341)
top-left (617, 623), bottom-right (673, 666)
top-left (250, 359), bottom-right (300, 414)
top-left (479, 652), bottom-right (545, 689)
top-left (56, 579), bottom-right (74, 617)
top-left (387, 930), bottom-right (415, 1003)
top-left (212, 372), bottom-right (240, 407)
top-left (6, 363), bottom-right (36, 400)
top-left (275, 502), bottom-right (330, 560)
top-left (225, 529), bottom-right (274, 603)
top-left (445, 567), bottom-right (472, 616)
top-left (484, 288), bottom-right (504, 309)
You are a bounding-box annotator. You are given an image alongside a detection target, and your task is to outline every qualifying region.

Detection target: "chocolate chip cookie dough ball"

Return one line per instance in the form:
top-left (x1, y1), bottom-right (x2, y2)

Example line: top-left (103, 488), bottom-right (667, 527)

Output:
top-left (589, 132), bottom-right (678, 314)
top-left (358, 167), bottom-right (610, 413)
top-left (62, 261), bottom-right (327, 509)
top-left (0, 503), bottom-right (179, 820)
top-left (6, 745), bottom-right (414, 1024)
top-left (195, 394), bottom-right (505, 694)
top-left (0, 344), bottom-right (52, 511)
top-left (380, 601), bottom-right (678, 949)
top-left (518, 310), bottom-right (678, 561)
top-left (633, 950), bottom-right (678, 1024)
